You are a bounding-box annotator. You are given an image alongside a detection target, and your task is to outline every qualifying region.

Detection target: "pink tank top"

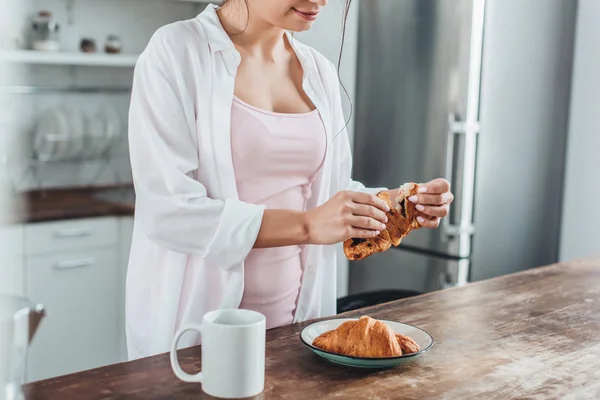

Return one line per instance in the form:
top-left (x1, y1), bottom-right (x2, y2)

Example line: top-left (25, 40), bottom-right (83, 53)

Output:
top-left (231, 96), bottom-right (326, 329)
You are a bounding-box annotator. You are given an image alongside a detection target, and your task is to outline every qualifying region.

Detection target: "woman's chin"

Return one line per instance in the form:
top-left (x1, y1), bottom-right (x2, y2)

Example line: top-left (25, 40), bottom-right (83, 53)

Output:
top-left (280, 16), bottom-right (316, 33)
top-left (286, 22), bottom-right (315, 33)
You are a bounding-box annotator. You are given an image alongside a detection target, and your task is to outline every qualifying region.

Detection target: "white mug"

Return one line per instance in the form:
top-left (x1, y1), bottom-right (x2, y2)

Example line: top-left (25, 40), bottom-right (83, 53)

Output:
top-left (170, 309), bottom-right (266, 399)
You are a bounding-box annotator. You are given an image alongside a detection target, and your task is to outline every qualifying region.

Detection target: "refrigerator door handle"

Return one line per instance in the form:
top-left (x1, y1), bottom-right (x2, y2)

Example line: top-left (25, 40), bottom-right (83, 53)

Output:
top-left (442, 112), bottom-right (479, 241)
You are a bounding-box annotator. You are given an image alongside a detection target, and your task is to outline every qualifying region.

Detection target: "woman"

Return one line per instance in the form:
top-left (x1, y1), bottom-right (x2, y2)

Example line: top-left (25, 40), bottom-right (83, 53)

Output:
top-left (126, 0), bottom-right (453, 360)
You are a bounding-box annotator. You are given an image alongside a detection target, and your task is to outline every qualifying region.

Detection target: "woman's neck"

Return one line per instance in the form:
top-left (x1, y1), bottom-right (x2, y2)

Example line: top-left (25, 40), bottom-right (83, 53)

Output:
top-left (217, 2), bottom-right (288, 60)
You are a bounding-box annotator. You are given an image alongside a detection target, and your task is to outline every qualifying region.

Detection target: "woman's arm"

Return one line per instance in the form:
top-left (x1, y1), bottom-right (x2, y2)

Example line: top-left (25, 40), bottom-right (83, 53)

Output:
top-left (255, 190), bottom-right (390, 248)
top-left (254, 210), bottom-right (310, 248)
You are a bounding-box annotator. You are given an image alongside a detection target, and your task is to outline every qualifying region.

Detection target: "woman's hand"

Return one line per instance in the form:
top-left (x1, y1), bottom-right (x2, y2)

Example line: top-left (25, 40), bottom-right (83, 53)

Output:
top-left (305, 191), bottom-right (391, 245)
top-left (389, 178), bottom-right (454, 228)
top-left (404, 178), bottom-right (454, 228)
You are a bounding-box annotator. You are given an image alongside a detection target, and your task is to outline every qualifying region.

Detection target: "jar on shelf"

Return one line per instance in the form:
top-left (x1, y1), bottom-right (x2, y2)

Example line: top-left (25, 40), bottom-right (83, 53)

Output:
top-left (105, 34), bottom-right (122, 54)
top-left (31, 11), bottom-right (60, 51)
top-left (80, 38), bottom-right (97, 53)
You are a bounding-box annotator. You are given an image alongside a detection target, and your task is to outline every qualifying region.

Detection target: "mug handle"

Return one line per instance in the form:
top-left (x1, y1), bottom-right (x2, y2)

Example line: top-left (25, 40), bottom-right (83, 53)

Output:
top-left (170, 323), bottom-right (204, 383)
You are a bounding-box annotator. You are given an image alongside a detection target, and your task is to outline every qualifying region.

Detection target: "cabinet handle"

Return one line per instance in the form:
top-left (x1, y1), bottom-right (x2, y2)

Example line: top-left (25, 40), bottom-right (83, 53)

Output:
top-left (53, 258), bottom-right (96, 269)
top-left (53, 229), bottom-right (92, 238)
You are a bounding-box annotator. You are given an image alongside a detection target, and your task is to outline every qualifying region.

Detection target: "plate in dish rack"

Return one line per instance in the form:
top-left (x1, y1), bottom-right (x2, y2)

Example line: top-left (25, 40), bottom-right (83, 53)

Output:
top-left (300, 318), bottom-right (433, 368)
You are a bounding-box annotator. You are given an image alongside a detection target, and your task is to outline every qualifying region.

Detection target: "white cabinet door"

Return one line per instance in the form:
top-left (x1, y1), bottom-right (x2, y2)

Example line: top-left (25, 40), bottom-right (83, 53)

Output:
top-left (25, 248), bottom-right (119, 382)
top-left (117, 217), bottom-right (134, 361)
top-left (1, 255), bottom-right (24, 297)
top-left (0, 224), bottom-right (24, 296)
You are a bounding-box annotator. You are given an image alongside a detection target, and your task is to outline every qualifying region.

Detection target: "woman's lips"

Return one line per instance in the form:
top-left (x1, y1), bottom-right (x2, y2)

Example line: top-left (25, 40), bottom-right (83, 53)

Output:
top-left (293, 8), bottom-right (319, 21)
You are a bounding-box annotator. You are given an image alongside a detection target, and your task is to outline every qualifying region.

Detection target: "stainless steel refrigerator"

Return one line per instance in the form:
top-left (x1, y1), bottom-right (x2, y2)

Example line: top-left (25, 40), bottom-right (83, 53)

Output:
top-left (349, 0), bottom-right (577, 294)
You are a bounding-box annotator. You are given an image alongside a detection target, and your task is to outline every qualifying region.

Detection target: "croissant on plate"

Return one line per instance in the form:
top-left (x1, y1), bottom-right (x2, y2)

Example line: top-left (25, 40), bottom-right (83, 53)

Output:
top-left (343, 183), bottom-right (422, 261)
top-left (312, 316), bottom-right (420, 358)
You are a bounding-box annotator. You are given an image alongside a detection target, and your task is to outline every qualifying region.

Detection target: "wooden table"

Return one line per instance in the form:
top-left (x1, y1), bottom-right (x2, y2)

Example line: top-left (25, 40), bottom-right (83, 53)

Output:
top-left (24, 257), bottom-right (600, 399)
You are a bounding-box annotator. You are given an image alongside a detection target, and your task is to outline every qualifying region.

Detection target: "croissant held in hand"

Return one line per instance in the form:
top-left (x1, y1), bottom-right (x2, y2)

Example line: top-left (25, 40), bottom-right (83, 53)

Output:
top-left (344, 183), bottom-right (422, 261)
top-left (312, 316), bottom-right (420, 358)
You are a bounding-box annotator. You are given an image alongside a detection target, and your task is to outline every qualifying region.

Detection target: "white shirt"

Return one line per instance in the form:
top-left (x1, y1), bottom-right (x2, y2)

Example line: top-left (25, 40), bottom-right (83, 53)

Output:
top-left (126, 4), bottom-right (382, 360)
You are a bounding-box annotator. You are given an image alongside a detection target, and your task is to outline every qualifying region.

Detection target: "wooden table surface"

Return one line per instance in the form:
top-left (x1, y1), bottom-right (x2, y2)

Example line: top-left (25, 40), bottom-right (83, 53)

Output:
top-left (24, 257), bottom-right (600, 399)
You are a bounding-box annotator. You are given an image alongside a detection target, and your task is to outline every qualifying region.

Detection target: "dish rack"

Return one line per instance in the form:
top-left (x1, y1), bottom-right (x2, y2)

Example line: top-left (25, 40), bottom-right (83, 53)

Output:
top-left (5, 85), bottom-right (130, 189)
top-left (33, 103), bottom-right (122, 162)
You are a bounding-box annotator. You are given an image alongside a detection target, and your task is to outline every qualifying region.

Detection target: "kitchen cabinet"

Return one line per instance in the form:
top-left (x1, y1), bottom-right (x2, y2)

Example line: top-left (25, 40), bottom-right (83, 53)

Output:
top-left (117, 217), bottom-right (134, 361)
top-left (24, 217), bottom-right (118, 256)
top-left (0, 224), bottom-right (25, 296)
top-left (23, 216), bottom-right (131, 382)
top-left (26, 248), bottom-right (119, 381)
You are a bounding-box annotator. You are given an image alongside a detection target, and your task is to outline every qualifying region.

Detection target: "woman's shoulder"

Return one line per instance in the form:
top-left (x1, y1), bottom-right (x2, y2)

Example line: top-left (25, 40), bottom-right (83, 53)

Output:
top-left (138, 18), bottom-right (210, 68)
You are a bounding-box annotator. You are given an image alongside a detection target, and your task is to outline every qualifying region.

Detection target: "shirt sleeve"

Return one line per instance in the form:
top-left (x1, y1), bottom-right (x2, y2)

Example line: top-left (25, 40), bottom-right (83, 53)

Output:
top-left (128, 35), bottom-right (265, 270)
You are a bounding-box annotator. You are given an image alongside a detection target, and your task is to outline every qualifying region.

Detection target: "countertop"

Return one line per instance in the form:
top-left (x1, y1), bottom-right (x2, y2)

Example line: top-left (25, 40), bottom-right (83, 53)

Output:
top-left (14, 185), bottom-right (135, 223)
top-left (24, 257), bottom-right (600, 399)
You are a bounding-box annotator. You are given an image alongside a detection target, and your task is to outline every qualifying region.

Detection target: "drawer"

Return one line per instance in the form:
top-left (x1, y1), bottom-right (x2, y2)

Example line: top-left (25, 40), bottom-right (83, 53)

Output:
top-left (26, 249), bottom-right (120, 381)
top-left (0, 256), bottom-right (24, 296)
top-left (0, 224), bottom-right (24, 257)
top-left (0, 225), bottom-right (25, 296)
top-left (25, 217), bottom-right (118, 256)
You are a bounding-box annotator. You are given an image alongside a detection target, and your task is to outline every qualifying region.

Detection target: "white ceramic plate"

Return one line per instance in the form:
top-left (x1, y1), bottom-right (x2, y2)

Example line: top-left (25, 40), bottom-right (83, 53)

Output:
top-left (98, 105), bottom-right (121, 154)
top-left (63, 106), bottom-right (86, 159)
top-left (34, 107), bottom-right (70, 161)
top-left (84, 114), bottom-right (106, 158)
top-left (300, 318), bottom-right (433, 368)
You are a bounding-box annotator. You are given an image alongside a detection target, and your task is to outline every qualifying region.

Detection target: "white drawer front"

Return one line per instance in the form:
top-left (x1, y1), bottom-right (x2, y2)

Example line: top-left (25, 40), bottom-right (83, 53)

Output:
top-left (25, 217), bottom-right (118, 256)
top-left (0, 224), bottom-right (24, 257)
top-left (0, 225), bottom-right (25, 296)
top-left (26, 249), bottom-right (120, 381)
top-left (0, 256), bottom-right (24, 296)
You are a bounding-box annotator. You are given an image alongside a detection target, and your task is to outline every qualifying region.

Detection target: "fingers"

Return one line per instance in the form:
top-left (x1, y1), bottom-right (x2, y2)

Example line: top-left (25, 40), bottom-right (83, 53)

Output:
top-left (349, 191), bottom-right (390, 212)
top-left (419, 178), bottom-right (451, 194)
top-left (349, 216), bottom-right (387, 231)
top-left (352, 204), bottom-right (388, 224)
top-left (349, 228), bottom-right (381, 238)
top-left (416, 215), bottom-right (441, 228)
top-left (414, 204), bottom-right (449, 218)
top-left (408, 192), bottom-right (454, 206)
top-left (338, 191), bottom-right (389, 239)
top-left (343, 189), bottom-right (449, 233)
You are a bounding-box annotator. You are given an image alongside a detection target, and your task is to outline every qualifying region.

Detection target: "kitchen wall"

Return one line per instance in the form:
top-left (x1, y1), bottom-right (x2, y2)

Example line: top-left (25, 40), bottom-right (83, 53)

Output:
top-left (471, 0), bottom-right (577, 281)
top-left (559, 0), bottom-right (600, 261)
top-left (5, 0), bottom-right (201, 191)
